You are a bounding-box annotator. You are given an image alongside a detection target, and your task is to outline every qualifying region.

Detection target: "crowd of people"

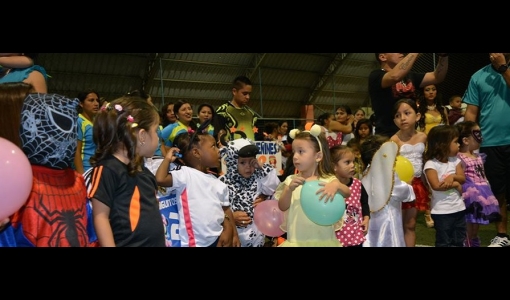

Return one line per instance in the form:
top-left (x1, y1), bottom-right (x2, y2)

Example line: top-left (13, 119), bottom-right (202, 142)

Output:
top-left (0, 53), bottom-right (509, 247)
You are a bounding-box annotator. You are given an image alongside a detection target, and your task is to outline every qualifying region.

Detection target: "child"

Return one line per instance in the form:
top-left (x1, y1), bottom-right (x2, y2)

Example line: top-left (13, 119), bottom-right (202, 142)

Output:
top-left (10, 93), bottom-right (92, 247)
top-left (423, 125), bottom-right (466, 247)
top-left (88, 97), bottom-right (165, 247)
top-left (448, 95), bottom-right (465, 125)
top-left (330, 145), bottom-right (370, 247)
top-left (346, 139), bottom-right (364, 180)
top-left (155, 122), bottom-right (236, 247)
top-left (353, 118), bottom-right (373, 146)
top-left (275, 124), bottom-right (350, 247)
top-left (390, 98), bottom-right (429, 247)
top-left (456, 121), bottom-right (501, 247)
top-left (360, 135), bottom-right (416, 247)
top-left (218, 131), bottom-right (281, 247)
top-left (0, 82), bottom-right (34, 246)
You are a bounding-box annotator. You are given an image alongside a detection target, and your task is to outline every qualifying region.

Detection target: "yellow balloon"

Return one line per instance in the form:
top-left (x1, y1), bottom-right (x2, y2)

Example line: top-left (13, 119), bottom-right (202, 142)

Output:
top-left (394, 155), bottom-right (414, 183)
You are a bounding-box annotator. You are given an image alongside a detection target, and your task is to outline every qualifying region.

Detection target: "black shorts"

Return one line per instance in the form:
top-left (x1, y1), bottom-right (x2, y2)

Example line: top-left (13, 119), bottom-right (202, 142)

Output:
top-left (480, 145), bottom-right (510, 196)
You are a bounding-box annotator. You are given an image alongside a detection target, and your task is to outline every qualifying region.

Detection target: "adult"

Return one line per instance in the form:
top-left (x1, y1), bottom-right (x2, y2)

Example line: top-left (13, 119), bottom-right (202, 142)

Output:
top-left (0, 53), bottom-right (47, 93)
top-left (462, 52), bottom-right (510, 247)
top-left (277, 120), bottom-right (292, 171)
top-left (160, 101), bottom-right (177, 128)
top-left (368, 53), bottom-right (449, 138)
top-left (216, 76), bottom-right (258, 141)
top-left (197, 103), bottom-right (217, 137)
top-left (334, 104), bottom-right (355, 145)
top-left (352, 107), bottom-right (366, 130)
top-left (317, 111), bottom-right (352, 149)
top-left (417, 84), bottom-right (449, 135)
top-left (74, 89), bottom-right (100, 174)
top-left (161, 99), bottom-right (196, 147)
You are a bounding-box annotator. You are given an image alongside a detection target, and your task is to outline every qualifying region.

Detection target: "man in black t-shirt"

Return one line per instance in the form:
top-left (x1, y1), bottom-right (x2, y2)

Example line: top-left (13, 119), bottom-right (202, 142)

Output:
top-left (368, 53), bottom-right (449, 138)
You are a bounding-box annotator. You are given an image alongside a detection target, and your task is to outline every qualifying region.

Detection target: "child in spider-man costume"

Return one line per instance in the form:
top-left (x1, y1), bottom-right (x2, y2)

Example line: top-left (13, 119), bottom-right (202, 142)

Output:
top-left (10, 93), bottom-right (95, 247)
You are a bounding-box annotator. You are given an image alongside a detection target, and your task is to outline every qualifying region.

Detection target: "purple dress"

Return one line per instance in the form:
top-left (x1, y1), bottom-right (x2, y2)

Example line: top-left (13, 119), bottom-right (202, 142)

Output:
top-left (458, 153), bottom-right (501, 224)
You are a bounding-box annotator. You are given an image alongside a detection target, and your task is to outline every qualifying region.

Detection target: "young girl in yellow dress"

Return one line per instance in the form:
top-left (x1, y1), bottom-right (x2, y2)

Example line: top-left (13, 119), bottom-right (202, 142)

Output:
top-left (275, 125), bottom-right (350, 247)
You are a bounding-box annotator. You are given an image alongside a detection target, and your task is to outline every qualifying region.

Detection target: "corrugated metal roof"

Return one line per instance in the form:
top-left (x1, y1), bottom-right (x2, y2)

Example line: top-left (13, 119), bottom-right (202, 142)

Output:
top-left (37, 53), bottom-right (489, 123)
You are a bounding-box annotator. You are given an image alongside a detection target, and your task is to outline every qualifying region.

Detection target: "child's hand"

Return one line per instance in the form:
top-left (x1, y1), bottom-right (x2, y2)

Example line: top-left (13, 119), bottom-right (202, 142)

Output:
top-left (317, 181), bottom-right (340, 203)
top-left (289, 176), bottom-right (305, 192)
top-left (253, 194), bottom-right (268, 207)
top-left (439, 175), bottom-right (454, 189)
top-left (453, 181), bottom-right (462, 194)
top-left (164, 147), bottom-right (181, 162)
top-left (250, 157), bottom-right (262, 169)
top-left (360, 216), bottom-right (369, 233)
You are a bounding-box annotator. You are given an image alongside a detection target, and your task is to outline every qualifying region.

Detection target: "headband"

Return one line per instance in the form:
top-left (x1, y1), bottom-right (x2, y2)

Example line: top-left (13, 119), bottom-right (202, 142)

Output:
top-left (288, 124), bottom-right (323, 153)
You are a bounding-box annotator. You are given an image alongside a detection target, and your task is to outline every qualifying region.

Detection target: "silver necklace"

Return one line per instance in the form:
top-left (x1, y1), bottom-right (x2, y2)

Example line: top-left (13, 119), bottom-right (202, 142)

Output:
top-left (427, 104), bottom-right (436, 111)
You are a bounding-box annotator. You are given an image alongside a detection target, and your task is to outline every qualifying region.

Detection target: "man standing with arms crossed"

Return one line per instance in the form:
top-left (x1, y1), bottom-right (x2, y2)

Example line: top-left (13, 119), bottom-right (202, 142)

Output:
top-left (463, 53), bottom-right (510, 247)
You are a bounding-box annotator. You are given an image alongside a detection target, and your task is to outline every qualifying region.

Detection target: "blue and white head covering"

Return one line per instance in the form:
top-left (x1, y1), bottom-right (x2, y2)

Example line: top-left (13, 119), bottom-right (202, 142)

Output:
top-left (20, 93), bottom-right (79, 169)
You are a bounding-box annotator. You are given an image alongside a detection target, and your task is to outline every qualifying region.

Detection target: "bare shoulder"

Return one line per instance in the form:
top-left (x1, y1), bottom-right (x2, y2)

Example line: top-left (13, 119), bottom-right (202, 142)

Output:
top-left (390, 134), bottom-right (400, 144)
top-left (416, 131), bottom-right (427, 142)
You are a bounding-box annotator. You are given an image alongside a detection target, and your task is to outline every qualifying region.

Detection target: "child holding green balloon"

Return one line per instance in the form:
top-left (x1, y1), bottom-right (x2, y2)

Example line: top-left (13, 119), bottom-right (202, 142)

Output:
top-left (275, 124), bottom-right (350, 247)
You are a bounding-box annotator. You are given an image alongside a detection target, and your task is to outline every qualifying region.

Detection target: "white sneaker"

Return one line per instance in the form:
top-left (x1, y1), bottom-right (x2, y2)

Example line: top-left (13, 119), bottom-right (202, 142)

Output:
top-left (488, 236), bottom-right (510, 247)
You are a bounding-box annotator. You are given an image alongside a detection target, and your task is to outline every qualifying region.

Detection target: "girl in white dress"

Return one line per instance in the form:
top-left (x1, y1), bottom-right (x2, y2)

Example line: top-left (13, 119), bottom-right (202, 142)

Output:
top-left (390, 98), bottom-right (429, 247)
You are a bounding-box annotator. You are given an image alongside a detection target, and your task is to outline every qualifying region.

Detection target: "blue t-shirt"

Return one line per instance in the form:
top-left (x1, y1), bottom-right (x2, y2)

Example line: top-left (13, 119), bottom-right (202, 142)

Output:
top-left (0, 65), bottom-right (47, 84)
top-left (462, 64), bottom-right (510, 147)
top-left (76, 114), bottom-right (96, 171)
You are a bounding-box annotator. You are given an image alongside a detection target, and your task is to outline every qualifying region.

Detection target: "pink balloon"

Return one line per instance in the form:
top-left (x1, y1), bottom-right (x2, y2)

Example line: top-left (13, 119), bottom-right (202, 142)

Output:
top-left (253, 200), bottom-right (285, 237)
top-left (0, 138), bottom-right (33, 220)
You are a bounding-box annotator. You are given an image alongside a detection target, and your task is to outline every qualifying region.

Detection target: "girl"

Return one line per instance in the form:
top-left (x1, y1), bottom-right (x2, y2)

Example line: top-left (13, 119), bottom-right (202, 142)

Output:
top-left (218, 132), bottom-right (281, 247)
top-left (155, 122), bottom-right (236, 247)
top-left (275, 125), bottom-right (350, 247)
top-left (417, 85), bottom-right (449, 228)
top-left (330, 145), bottom-right (369, 247)
top-left (423, 125), bottom-right (466, 247)
top-left (456, 121), bottom-right (501, 247)
top-left (74, 89), bottom-right (100, 174)
top-left (353, 108), bottom-right (366, 129)
top-left (390, 98), bottom-right (429, 247)
top-left (353, 118), bottom-right (373, 146)
top-left (346, 139), bottom-right (364, 180)
top-left (317, 112), bottom-right (343, 149)
top-left (88, 96), bottom-right (165, 247)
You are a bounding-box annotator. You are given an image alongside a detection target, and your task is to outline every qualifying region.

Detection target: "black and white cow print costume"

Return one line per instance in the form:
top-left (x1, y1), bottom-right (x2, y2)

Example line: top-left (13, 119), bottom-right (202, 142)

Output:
top-left (218, 133), bottom-right (281, 247)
